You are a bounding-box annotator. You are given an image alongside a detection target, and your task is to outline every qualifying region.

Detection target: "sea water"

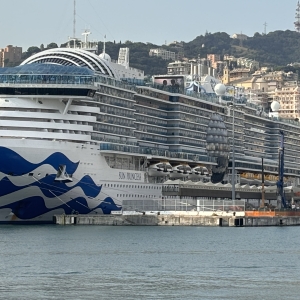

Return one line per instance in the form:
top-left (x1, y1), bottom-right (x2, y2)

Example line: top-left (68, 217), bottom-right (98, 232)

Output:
top-left (0, 225), bottom-right (300, 300)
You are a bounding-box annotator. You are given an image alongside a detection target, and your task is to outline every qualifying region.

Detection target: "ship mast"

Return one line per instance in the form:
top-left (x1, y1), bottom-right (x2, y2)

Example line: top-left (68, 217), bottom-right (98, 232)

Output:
top-left (68, 0), bottom-right (77, 48)
top-left (73, 0), bottom-right (76, 39)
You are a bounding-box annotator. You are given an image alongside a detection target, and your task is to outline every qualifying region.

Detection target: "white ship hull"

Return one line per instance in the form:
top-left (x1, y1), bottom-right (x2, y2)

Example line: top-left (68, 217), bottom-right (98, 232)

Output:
top-left (0, 139), bottom-right (161, 223)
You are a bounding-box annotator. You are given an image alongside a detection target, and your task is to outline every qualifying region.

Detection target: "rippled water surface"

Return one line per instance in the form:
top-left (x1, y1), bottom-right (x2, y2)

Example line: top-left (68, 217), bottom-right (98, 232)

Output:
top-left (1, 225), bottom-right (300, 299)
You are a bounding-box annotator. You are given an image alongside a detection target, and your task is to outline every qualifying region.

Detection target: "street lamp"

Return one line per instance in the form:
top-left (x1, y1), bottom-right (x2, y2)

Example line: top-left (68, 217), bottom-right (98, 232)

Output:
top-left (231, 97), bottom-right (236, 201)
top-left (231, 104), bottom-right (236, 201)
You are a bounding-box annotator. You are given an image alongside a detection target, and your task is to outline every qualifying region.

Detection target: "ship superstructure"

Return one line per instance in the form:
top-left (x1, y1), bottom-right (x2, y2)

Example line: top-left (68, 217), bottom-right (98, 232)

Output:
top-left (0, 46), bottom-right (300, 222)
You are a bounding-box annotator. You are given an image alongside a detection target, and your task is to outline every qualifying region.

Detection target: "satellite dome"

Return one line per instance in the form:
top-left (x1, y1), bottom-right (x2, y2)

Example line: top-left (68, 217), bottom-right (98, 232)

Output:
top-left (214, 83), bottom-right (226, 96)
top-left (99, 52), bottom-right (111, 62)
top-left (271, 101), bottom-right (280, 112)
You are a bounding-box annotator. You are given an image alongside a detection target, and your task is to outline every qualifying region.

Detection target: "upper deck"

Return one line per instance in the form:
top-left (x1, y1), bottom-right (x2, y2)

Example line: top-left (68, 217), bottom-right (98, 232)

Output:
top-left (0, 63), bottom-right (96, 85)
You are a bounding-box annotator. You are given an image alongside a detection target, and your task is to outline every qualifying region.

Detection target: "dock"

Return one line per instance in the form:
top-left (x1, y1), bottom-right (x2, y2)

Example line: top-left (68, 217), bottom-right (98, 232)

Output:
top-left (53, 210), bottom-right (300, 227)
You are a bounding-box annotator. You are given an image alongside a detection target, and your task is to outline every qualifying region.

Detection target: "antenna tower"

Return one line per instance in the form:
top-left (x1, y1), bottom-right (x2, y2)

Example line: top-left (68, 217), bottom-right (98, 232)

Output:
top-left (263, 22), bottom-right (267, 35)
top-left (239, 31), bottom-right (243, 47)
top-left (103, 35), bottom-right (106, 54)
top-left (295, 1), bottom-right (300, 32)
top-left (73, 0), bottom-right (76, 38)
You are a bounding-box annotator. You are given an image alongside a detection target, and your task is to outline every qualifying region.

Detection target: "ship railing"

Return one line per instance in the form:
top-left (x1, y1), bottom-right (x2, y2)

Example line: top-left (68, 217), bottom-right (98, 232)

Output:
top-left (0, 74), bottom-right (95, 86)
top-left (92, 135), bottom-right (137, 146)
top-left (126, 197), bottom-right (245, 213)
top-left (162, 185), bottom-right (179, 193)
top-left (95, 77), bottom-right (300, 129)
top-left (136, 83), bottom-right (300, 129)
top-left (98, 142), bottom-right (215, 163)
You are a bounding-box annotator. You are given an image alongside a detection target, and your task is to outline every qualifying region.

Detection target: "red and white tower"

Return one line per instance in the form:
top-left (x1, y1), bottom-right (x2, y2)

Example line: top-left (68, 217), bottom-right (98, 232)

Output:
top-left (295, 1), bottom-right (300, 32)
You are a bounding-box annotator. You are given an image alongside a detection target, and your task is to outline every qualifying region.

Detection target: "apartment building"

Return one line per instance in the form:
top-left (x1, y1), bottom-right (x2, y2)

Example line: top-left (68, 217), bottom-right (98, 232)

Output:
top-left (0, 45), bottom-right (22, 67)
top-left (207, 54), bottom-right (221, 69)
top-left (237, 57), bottom-right (259, 71)
top-left (149, 48), bottom-right (176, 61)
top-left (274, 85), bottom-right (300, 119)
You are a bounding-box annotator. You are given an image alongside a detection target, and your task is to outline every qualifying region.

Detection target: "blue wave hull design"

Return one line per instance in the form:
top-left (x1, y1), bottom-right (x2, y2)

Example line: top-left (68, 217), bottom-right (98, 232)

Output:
top-left (0, 147), bottom-right (79, 176)
top-left (0, 147), bottom-right (121, 221)
top-left (1, 196), bottom-right (120, 220)
top-left (0, 175), bottom-right (102, 199)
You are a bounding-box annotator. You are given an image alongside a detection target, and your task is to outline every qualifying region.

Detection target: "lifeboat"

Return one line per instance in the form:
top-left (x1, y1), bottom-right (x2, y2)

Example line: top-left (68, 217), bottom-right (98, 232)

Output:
top-left (240, 177), bottom-right (251, 185)
top-left (169, 164), bottom-right (192, 179)
top-left (188, 166), bottom-right (209, 180)
top-left (148, 162), bottom-right (173, 177)
top-left (264, 174), bottom-right (277, 186)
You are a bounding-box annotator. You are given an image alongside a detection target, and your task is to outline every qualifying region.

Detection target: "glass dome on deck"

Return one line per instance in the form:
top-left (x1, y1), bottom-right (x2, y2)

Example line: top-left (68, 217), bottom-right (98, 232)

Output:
top-left (20, 48), bottom-right (119, 79)
top-left (0, 63), bottom-right (95, 76)
top-left (0, 63), bottom-right (96, 86)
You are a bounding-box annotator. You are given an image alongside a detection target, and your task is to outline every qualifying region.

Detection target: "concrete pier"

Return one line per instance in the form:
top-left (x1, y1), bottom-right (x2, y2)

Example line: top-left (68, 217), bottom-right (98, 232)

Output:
top-left (53, 212), bottom-right (300, 227)
top-left (54, 214), bottom-right (226, 226)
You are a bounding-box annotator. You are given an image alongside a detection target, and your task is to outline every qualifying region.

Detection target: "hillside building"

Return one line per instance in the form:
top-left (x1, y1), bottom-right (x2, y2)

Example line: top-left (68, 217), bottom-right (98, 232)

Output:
top-left (231, 33), bottom-right (248, 40)
top-left (207, 54), bottom-right (221, 68)
top-left (149, 48), bottom-right (176, 61)
top-left (222, 65), bottom-right (230, 84)
top-left (167, 61), bottom-right (190, 75)
top-left (167, 41), bottom-right (183, 48)
top-left (229, 68), bottom-right (251, 81)
top-left (274, 85), bottom-right (300, 119)
top-left (215, 61), bottom-right (227, 76)
top-left (237, 57), bottom-right (259, 71)
top-left (0, 45), bottom-right (22, 67)
top-left (223, 55), bottom-right (236, 61)
top-left (167, 60), bottom-right (216, 78)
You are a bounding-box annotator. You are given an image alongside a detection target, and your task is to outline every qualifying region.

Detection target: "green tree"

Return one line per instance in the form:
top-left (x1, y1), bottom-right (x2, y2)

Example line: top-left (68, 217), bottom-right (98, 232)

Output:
top-left (47, 43), bottom-right (58, 49)
top-left (27, 46), bottom-right (41, 55)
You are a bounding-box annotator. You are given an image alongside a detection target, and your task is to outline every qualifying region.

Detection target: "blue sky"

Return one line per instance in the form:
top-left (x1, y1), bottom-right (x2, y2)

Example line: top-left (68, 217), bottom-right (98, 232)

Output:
top-left (0, 0), bottom-right (298, 51)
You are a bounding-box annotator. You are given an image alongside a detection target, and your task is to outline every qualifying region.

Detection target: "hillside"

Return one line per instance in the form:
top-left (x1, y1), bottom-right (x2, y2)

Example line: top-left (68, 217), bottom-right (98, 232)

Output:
top-left (99, 30), bottom-right (300, 75)
top-left (183, 30), bottom-right (300, 67)
top-left (22, 30), bottom-right (300, 76)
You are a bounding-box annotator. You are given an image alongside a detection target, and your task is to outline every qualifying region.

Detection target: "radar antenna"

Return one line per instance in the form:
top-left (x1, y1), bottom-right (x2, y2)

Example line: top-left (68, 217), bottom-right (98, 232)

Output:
top-left (103, 35), bottom-right (106, 54)
top-left (82, 29), bottom-right (91, 48)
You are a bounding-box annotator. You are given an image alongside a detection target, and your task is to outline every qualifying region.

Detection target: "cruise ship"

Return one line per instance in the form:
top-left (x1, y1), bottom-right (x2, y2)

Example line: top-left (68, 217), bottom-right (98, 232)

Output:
top-left (0, 45), bottom-right (300, 223)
